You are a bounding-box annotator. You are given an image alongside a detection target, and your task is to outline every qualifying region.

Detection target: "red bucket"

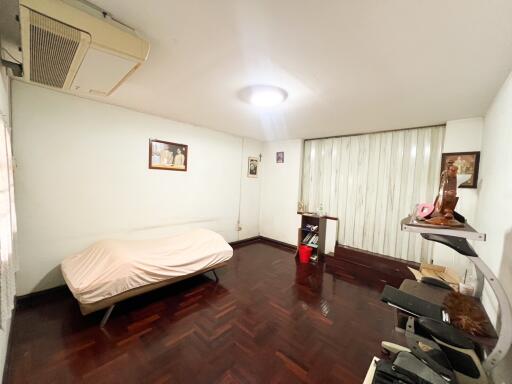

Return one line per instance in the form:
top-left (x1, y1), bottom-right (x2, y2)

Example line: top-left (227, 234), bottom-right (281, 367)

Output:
top-left (298, 245), bottom-right (313, 263)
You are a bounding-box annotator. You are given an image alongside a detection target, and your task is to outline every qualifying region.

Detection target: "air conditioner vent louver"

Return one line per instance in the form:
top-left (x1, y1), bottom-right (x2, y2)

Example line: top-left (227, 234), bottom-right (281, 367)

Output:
top-left (29, 10), bottom-right (81, 88)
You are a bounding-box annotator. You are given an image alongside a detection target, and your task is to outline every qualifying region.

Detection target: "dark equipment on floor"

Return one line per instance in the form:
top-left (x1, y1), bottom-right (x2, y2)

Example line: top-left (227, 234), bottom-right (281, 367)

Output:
top-left (378, 316), bottom-right (488, 384)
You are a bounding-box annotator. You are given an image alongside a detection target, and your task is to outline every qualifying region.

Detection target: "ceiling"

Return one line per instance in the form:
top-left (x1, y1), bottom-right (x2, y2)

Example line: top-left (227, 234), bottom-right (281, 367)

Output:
top-left (9, 1), bottom-right (512, 141)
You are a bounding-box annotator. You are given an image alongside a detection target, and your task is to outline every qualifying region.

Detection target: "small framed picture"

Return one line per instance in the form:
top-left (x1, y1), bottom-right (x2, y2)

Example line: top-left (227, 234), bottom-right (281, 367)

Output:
top-left (247, 157), bottom-right (258, 178)
top-left (149, 139), bottom-right (188, 171)
top-left (440, 151), bottom-right (480, 188)
top-left (276, 151), bottom-right (284, 163)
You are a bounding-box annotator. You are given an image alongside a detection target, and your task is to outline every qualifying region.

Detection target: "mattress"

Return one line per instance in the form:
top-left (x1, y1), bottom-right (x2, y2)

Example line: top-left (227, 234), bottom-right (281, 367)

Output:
top-left (61, 228), bottom-right (233, 304)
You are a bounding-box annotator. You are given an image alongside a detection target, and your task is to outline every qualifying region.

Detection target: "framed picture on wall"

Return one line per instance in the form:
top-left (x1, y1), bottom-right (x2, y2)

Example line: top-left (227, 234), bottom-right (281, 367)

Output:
top-left (276, 151), bottom-right (284, 163)
top-left (247, 157), bottom-right (258, 177)
top-left (440, 151), bottom-right (480, 188)
top-left (149, 139), bottom-right (188, 171)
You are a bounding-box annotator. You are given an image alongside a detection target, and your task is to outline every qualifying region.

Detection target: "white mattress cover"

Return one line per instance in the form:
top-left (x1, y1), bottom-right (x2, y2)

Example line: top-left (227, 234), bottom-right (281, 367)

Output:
top-left (61, 228), bottom-right (233, 304)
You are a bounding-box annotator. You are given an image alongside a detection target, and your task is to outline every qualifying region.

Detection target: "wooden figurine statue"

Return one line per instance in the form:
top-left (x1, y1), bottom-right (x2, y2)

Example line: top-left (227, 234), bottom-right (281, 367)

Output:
top-left (426, 160), bottom-right (464, 227)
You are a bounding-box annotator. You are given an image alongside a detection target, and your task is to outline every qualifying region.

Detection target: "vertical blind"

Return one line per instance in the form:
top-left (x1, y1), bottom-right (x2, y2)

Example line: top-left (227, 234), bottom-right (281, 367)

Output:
top-left (0, 119), bottom-right (16, 328)
top-left (301, 126), bottom-right (445, 263)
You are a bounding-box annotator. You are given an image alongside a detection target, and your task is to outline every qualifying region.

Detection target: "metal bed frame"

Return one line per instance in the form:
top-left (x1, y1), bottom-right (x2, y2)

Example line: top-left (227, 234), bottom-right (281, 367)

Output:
top-left (72, 264), bottom-right (226, 328)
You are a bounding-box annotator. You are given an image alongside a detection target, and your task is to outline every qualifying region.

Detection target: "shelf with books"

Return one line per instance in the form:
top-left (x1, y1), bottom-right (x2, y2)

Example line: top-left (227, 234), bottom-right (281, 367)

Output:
top-left (296, 213), bottom-right (327, 259)
top-left (301, 232), bottom-right (318, 244)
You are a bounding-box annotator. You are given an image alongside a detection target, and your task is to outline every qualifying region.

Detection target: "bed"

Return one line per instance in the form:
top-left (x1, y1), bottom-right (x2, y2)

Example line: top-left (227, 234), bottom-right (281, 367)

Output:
top-left (61, 228), bottom-right (233, 326)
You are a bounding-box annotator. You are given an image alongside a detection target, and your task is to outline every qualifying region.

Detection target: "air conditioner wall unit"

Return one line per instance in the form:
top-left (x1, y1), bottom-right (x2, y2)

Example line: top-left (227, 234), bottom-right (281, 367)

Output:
top-left (19, 0), bottom-right (150, 96)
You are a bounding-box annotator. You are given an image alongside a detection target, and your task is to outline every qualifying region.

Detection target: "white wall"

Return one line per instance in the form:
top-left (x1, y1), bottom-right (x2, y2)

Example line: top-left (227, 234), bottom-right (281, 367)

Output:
top-left (237, 138), bottom-right (263, 240)
top-left (12, 80), bottom-right (261, 295)
top-left (433, 118), bottom-right (483, 277)
top-left (259, 139), bottom-right (303, 245)
top-left (474, 72), bottom-right (512, 382)
top-left (238, 138), bottom-right (262, 239)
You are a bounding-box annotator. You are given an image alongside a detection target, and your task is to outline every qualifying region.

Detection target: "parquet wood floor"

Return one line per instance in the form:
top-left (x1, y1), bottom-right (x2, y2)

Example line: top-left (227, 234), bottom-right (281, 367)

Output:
top-left (6, 242), bottom-right (405, 383)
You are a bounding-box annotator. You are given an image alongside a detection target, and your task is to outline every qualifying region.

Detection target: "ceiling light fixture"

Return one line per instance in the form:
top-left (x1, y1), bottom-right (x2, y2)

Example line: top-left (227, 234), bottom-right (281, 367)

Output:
top-left (241, 85), bottom-right (288, 107)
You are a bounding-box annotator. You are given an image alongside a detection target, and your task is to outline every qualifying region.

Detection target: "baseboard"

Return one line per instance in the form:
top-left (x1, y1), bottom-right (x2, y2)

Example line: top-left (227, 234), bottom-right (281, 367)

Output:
top-left (230, 236), bottom-right (297, 252)
top-left (229, 236), bottom-right (261, 248)
top-left (259, 236), bottom-right (297, 252)
top-left (15, 285), bottom-right (69, 309)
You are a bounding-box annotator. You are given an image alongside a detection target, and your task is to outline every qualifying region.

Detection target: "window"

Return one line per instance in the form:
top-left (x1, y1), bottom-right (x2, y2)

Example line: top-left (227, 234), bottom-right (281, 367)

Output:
top-left (301, 126), bottom-right (445, 262)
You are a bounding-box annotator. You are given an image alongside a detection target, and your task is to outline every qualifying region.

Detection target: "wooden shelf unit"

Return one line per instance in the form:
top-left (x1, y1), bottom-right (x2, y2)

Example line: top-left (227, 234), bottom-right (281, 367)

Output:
top-left (297, 213), bottom-right (327, 259)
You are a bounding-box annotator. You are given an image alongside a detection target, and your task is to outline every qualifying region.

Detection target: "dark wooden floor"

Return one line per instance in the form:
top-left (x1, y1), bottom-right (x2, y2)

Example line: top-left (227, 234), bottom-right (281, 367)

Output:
top-left (6, 242), bottom-right (405, 383)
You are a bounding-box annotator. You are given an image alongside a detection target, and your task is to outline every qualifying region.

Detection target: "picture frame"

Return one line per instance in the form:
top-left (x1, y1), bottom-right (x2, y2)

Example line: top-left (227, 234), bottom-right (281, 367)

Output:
top-left (440, 151), bottom-right (480, 189)
top-left (247, 157), bottom-right (259, 178)
top-left (149, 139), bottom-right (188, 171)
top-left (276, 151), bottom-right (284, 163)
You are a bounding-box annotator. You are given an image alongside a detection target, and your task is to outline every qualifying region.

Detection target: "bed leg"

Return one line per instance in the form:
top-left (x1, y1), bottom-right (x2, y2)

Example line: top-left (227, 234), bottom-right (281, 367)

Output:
top-left (212, 269), bottom-right (219, 283)
top-left (100, 305), bottom-right (115, 328)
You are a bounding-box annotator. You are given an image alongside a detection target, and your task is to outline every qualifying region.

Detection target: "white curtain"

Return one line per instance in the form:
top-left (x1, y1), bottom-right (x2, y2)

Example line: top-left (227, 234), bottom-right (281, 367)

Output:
top-left (0, 119), bottom-right (17, 328)
top-left (301, 126), bottom-right (445, 263)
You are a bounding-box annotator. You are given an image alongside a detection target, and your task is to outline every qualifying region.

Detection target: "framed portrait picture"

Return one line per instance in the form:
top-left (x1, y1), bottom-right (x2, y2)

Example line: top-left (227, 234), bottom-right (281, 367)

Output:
top-left (247, 157), bottom-right (258, 178)
top-left (276, 151), bottom-right (284, 163)
top-left (440, 151), bottom-right (480, 188)
top-left (149, 139), bottom-right (188, 171)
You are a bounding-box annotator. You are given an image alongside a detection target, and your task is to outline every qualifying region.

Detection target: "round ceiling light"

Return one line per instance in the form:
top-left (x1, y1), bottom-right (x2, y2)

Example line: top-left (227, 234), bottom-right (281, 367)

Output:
top-left (241, 85), bottom-right (288, 107)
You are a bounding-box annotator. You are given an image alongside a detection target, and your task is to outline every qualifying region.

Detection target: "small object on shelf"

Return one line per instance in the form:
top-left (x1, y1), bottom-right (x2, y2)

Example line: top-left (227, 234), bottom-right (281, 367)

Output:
top-left (297, 201), bottom-right (305, 213)
top-left (317, 203), bottom-right (324, 217)
top-left (459, 282), bottom-right (475, 296)
top-left (426, 160), bottom-right (464, 227)
top-left (304, 224), bottom-right (318, 232)
top-left (416, 203), bottom-right (434, 219)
